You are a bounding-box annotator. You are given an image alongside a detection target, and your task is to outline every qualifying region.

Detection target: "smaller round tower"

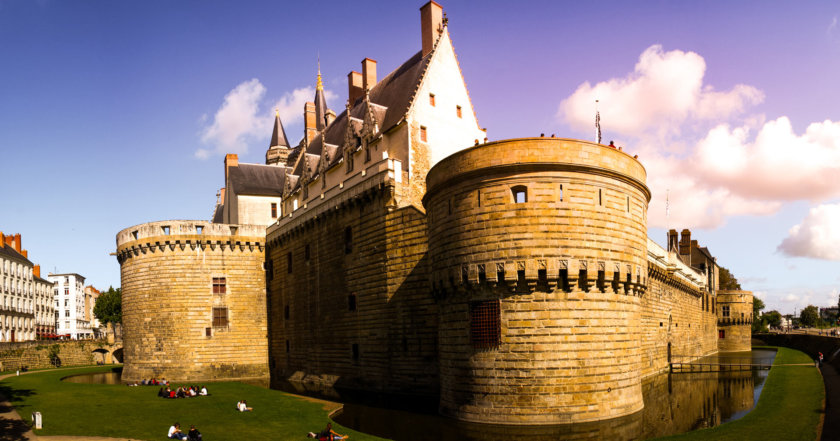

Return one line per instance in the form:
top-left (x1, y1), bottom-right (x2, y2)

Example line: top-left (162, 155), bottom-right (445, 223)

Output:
top-left (716, 290), bottom-right (754, 352)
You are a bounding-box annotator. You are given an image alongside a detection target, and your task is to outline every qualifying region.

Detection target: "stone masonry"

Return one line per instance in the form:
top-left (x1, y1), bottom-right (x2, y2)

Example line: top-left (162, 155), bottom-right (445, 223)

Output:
top-left (716, 290), bottom-right (753, 352)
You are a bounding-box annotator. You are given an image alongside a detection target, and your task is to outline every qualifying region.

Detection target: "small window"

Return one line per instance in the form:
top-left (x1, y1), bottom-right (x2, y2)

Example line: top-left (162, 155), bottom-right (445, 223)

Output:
top-left (722, 305), bottom-right (730, 318)
top-left (305, 243), bottom-right (310, 261)
top-left (196, 226), bottom-right (203, 234)
top-left (131, 230), bottom-right (138, 240)
top-left (162, 226), bottom-right (170, 235)
top-left (512, 186), bottom-right (527, 203)
top-left (293, 199), bottom-right (299, 210)
top-left (287, 252), bottom-right (292, 274)
top-left (719, 329), bottom-right (725, 339)
top-left (429, 93), bottom-right (435, 106)
top-left (477, 190), bottom-right (481, 207)
top-left (626, 196), bottom-right (630, 212)
top-left (598, 189), bottom-right (603, 206)
top-left (559, 184), bottom-right (564, 202)
top-left (212, 277), bottom-right (226, 294)
top-left (470, 300), bottom-right (501, 349)
top-left (456, 105), bottom-right (462, 118)
top-left (286, 340), bottom-right (290, 353)
top-left (344, 227), bottom-right (353, 255)
top-left (420, 126), bottom-right (427, 142)
top-left (212, 307), bottom-right (228, 327)
top-left (348, 294), bottom-right (357, 311)
top-left (205, 327), bottom-right (211, 337)
top-left (271, 203), bottom-right (277, 218)
top-left (352, 343), bottom-right (360, 360)
top-left (284, 305), bottom-right (289, 320)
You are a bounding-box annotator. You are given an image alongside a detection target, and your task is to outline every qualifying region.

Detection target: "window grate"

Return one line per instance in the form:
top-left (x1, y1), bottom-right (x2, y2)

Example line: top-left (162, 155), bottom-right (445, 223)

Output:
top-left (212, 277), bottom-right (226, 294)
top-left (212, 307), bottom-right (228, 327)
top-left (470, 300), bottom-right (501, 349)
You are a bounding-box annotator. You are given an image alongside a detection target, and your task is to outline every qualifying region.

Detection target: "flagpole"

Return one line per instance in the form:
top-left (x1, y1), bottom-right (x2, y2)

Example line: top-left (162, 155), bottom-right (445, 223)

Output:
top-left (595, 100), bottom-right (602, 144)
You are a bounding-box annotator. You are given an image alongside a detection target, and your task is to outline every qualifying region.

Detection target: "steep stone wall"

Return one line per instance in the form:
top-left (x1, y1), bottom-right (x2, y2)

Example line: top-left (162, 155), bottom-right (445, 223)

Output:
top-left (266, 188), bottom-right (438, 396)
top-left (116, 221), bottom-right (269, 382)
top-left (424, 138), bottom-right (651, 424)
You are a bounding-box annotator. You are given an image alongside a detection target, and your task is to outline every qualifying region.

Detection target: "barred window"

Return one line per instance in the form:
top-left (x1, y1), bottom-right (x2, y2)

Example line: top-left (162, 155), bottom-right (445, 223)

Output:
top-left (271, 203), bottom-right (277, 218)
top-left (470, 300), bottom-right (501, 349)
top-left (212, 277), bottom-right (226, 294)
top-left (212, 307), bottom-right (228, 327)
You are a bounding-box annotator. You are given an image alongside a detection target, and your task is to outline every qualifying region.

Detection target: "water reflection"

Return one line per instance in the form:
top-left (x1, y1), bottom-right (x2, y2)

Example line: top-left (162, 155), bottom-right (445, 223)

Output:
top-left (329, 349), bottom-right (774, 441)
top-left (62, 370), bottom-right (123, 385)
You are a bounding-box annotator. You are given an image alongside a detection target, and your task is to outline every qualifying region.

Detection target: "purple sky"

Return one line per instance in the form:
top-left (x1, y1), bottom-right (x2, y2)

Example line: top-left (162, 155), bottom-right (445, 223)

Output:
top-left (1, 0), bottom-right (838, 315)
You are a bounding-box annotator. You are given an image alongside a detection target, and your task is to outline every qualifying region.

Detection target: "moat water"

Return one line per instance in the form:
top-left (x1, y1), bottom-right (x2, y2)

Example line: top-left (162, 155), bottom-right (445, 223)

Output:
top-left (63, 349), bottom-right (774, 441)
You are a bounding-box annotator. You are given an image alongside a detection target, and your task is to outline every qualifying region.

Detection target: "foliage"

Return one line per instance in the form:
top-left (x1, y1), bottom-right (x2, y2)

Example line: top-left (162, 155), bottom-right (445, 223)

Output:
top-left (655, 347), bottom-right (822, 441)
top-left (1, 366), bottom-right (384, 441)
top-left (718, 266), bottom-right (741, 290)
top-left (751, 297), bottom-right (767, 333)
top-left (763, 310), bottom-right (782, 328)
top-left (799, 305), bottom-right (819, 328)
top-left (47, 344), bottom-right (61, 367)
top-left (93, 286), bottom-right (122, 324)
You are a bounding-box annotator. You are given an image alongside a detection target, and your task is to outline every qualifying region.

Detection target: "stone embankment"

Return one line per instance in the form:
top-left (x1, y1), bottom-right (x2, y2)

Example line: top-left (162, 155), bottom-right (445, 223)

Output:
top-left (0, 340), bottom-right (112, 371)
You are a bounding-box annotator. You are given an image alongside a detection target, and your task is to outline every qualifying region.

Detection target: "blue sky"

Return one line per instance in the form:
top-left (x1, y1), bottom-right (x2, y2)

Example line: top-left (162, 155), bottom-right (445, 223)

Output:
top-left (1, 0), bottom-right (838, 314)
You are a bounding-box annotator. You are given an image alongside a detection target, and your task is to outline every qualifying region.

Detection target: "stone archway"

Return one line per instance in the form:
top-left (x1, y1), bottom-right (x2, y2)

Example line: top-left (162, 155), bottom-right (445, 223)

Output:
top-left (92, 348), bottom-right (110, 365)
top-left (112, 348), bottom-right (124, 363)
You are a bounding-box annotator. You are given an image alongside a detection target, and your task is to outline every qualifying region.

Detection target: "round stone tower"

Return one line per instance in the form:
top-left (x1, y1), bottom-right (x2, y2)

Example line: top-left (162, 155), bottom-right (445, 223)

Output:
top-left (423, 138), bottom-right (651, 424)
top-left (115, 220), bottom-right (269, 382)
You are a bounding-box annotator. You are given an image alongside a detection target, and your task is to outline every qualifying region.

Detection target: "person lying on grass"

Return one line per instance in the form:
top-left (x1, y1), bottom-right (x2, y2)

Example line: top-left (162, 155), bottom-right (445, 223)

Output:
top-left (167, 422), bottom-right (188, 440)
top-left (237, 399), bottom-right (253, 411)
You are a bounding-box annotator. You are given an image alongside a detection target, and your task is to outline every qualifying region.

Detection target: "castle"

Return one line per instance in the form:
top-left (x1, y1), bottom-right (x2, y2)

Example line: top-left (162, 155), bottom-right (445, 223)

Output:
top-left (115, 1), bottom-right (752, 425)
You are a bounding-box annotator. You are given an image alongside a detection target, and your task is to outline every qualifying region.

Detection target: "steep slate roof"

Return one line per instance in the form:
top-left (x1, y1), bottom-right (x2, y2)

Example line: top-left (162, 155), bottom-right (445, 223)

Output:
top-left (229, 164), bottom-right (288, 197)
top-left (0, 243), bottom-right (32, 265)
top-left (211, 204), bottom-right (224, 223)
top-left (269, 112), bottom-right (289, 148)
top-left (286, 49), bottom-right (431, 191)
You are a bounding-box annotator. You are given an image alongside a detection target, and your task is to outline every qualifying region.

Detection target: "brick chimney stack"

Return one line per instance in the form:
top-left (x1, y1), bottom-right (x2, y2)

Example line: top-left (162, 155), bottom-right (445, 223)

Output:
top-left (362, 58), bottom-right (377, 91)
top-left (224, 154), bottom-right (238, 186)
top-left (34, 265), bottom-right (40, 278)
top-left (348, 71), bottom-right (364, 105)
top-left (420, 1), bottom-right (444, 57)
top-left (304, 101), bottom-right (317, 144)
top-left (667, 229), bottom-right (679, 253)
top-left (0, 232), bottom-right (5, 248)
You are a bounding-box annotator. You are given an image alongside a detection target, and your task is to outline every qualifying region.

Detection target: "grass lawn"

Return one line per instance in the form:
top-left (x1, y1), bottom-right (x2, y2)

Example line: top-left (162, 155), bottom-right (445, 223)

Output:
top-left (0, 366), bottom-right (387, 441)
top-left (653, 346), bottom-right (824, 440)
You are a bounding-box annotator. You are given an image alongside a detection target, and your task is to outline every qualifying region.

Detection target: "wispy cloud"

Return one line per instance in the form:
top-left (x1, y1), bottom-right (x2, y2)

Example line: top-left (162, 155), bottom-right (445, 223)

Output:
top-left (828, 16), bottom-right (837, 36)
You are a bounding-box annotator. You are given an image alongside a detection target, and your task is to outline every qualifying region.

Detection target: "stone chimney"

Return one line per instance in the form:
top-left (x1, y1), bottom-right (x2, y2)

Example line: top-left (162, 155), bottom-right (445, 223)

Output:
top-left (326, 109), bottom-right (336, 127)
top-left (224, 154), bottom-right (238, 186)
top-left (34, 265), bottom-right (40, 278)
top-left (348, 71), bottom-right (363, 105)
top-left (679, 229), bottom-right (691, 256)
top-left (362, 58), bottom-right (377, 91)
top-left (420, 1), bottom-right (444, 57)
top-left (304, 101), bottom-right (317, 144)
top-left (667, 229), bottom-right (679, 253)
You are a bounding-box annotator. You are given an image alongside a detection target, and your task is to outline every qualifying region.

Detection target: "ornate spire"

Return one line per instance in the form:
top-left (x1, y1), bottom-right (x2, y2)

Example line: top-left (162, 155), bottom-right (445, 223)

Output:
top-left (314, 57), bottom-right (328, 131)
top-left (316, 57), bottom-right (324, 91)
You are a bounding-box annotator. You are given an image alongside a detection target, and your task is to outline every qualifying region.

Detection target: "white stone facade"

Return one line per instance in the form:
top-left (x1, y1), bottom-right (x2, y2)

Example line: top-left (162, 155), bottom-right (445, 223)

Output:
top-left (49, 273), bottom-right (93, 339)
top-left (0, 233), bottom-right (54, 342)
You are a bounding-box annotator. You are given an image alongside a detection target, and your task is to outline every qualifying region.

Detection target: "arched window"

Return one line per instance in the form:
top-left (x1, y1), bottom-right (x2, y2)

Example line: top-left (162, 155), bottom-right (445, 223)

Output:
top-left (511, 185), bottom-right (527, 203)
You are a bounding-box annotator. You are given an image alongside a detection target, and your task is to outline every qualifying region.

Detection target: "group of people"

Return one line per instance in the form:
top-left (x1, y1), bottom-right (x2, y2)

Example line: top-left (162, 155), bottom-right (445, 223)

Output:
top-left (141, 378), bottom-right (168, 385)
top-left (158, 385), bottom-right (208, 399)
top-left (307, 423), bottom-right (348, 441)
top-left (167, 422), bottom-right (201, 440)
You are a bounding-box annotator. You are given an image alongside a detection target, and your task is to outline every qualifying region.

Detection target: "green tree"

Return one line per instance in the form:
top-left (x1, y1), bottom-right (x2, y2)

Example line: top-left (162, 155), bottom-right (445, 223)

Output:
top-left (93, 286), bottom-right (122, 324)
top-left (764, 310), bottom-right (783, 328)
top-left (751, 296), bottom-right (767, 333)
top-left (718, 266), bottom-right (741, 290)
top-left (800, 305), bottom-right (819, 328)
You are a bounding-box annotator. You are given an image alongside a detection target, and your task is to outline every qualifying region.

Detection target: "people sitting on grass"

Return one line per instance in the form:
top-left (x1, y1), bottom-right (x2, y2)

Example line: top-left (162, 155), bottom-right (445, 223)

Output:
top-left (237, 399), bottom-right (253, 411)
top-left (200, 385), bottom-right (208, 396)
top-left (187, 424), bottom-right (202, 440)
top-left (316, 423), bottom-right (348, 440)
top-left (167, 422), bottom-right (188, 440)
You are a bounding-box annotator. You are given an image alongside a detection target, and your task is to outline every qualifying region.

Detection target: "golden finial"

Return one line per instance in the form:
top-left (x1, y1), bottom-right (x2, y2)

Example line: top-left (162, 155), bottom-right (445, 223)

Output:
top-left (275, 108), bottom-right (279, 117)
top-left (316, 55), bottom-right (323, 91)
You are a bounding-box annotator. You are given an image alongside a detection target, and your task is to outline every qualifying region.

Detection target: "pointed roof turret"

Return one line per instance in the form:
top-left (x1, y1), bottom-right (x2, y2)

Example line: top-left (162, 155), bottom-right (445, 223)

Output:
top-left (270, 108), bottom-right (289, 148)
top-left (314, 61), bottom-right (328, 131)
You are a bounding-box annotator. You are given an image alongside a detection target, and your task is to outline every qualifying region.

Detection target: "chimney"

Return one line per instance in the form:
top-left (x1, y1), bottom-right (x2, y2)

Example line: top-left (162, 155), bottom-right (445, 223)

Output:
top-left (12, 233), bottom-right (21, 253)
top-left (348, 71), bottom-right (364, 106)
top-left (305, 101), bottom-right (317, 144)
top-left (0, 232), bottom-right (4, 248)
top-left (420, 1), bottom-right (444, 57)
top-left (326, 109), bottom-right (336, 127)
top-left (218, 187), bottom-right (226, 204)
top-left (667, 229), bottom-right (679, 252)
top-left (679, 229), bottom-right (691, 256)
top-left (34, 265), bottom-right (40, 278)
top-left (362, 58), bottom-right (377, 91)
top-left (224, 154), bottom-right (238, 186)
top-left (22, 250), bottom-right (27, 259)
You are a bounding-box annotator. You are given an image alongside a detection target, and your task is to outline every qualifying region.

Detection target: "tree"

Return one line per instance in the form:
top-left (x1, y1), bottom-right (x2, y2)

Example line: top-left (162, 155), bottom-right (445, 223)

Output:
top-left (764, 310), bottom-right (782, 328)
top-left (753, 297), bottom-right (765, 319)
top-left (751, 297), bottom-right (767, 333)
top-left (93, 286), bottom-right (122, 324)
top-left (800, 305), bottom-right (819, 328)
top-left (718, 266), bottom-right (741, 290)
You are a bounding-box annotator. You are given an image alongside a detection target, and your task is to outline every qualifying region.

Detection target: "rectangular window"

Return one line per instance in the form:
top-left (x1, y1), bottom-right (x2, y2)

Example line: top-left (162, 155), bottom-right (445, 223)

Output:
top-left (286, 340), bottom-right (290, 353)
top-left (64, 288), bottom-right (69, 295)
top-left (65, 310), bottom-right (69, 317)
top-left (470, 300), bottom-right (501, 349)
top-left (212, 307), bottom-right (229, 327)
top-left (212, 277), bottom-right (226, 294)
top-left (205, 327), bottom-right (212, 337)
top-left (719, 329), bottom-right (725, 339)
top-left (420, 126), bottom-right (427, 142)
top-left (429, 93), bottom-right (435, 106)
top-left (352, 343), bottom-right (360, 361)
top-left (287, 252), bottom-right (292, 273)
top-left (559, 184), bottom-right (564, 202)
top-left (305, 243), bottom-right (310, 261)
top-left (284, 304), bottom-right (289, 320)
top-left (722, 305), bottom-right (730, 318)
top-left (512, 186), bottom-right (527, 203)
top-left (348, 294), bottom-right (357, 311)
top-left (344, 227), bottom-right (353, 255)
top-left (456, 105), bottom-right (462, 118)
top-left (271, 203), bottom-right (277, 218)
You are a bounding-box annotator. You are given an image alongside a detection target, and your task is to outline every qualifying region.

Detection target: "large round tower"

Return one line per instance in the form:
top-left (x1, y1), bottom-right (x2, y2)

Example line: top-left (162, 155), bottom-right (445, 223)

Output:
top-left (116, 221), bottom-right (269, 382)
top-left (423, 138), bottom-right (651, 424)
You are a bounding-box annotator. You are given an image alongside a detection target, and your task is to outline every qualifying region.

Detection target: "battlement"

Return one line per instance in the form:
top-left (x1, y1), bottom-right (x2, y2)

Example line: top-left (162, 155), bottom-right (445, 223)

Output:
top-left (116, 220), bottom-right (265, 264)
top-left (647, 238), bottom-right (706, 293)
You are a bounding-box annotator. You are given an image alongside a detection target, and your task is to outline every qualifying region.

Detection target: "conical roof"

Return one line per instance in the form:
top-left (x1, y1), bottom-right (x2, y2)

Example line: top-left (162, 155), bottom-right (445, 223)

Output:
top-left (270, 109), bottom-right (289, 148)
top-left (315, 66), bottom-right (328, 131)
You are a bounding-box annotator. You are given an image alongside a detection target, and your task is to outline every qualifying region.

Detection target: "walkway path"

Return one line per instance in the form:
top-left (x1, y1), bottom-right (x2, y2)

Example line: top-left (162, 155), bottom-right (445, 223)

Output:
top-left (0, 369), bottom-right (141, 441)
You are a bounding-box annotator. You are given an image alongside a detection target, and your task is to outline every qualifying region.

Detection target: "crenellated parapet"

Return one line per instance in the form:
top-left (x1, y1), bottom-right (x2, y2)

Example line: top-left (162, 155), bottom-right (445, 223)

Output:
top-left (116, 220), bottom-right (265, 264)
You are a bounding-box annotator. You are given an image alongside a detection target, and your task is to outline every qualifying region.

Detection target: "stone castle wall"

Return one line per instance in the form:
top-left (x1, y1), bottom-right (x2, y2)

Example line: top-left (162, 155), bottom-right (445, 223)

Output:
top-left (116, 221), bottom-right (268, 382)
top-left (717, 290), bottom-right (753, 352)
top-left (424, 138), bottom-right (652, 424)
top-left (266, 185), bottom-right (438, 396)
top-left (0, 340), bottom-right (101, 371)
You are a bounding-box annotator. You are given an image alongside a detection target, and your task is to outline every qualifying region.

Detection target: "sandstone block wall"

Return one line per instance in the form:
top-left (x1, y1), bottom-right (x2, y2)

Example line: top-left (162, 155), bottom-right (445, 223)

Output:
top-left (717, 290), bottom-right (753, 352)
top-left (0, 340), bottom-right (100, 371)
top-left (266, 188), bottom-right (438, 396)
top-left (116, 221), bottom-right (269, 382)
top-left (424, 138), bottom-right (651, 424)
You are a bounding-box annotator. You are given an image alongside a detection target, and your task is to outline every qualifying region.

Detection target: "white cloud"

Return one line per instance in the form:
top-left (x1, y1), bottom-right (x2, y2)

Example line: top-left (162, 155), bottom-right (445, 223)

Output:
top-left (558, 45), bottom-right (762, 139)
top-left (197, 81), bottom-right (338, 159)
top-left (198, 79), bottom-right (267, 158)
top-left (778, 203), bottom-right (840, 260)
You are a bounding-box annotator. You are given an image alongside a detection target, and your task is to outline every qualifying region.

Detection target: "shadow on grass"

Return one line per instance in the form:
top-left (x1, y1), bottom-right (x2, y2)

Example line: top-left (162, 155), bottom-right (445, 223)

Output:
top-left (0, 383), bottom-right (36, 441)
